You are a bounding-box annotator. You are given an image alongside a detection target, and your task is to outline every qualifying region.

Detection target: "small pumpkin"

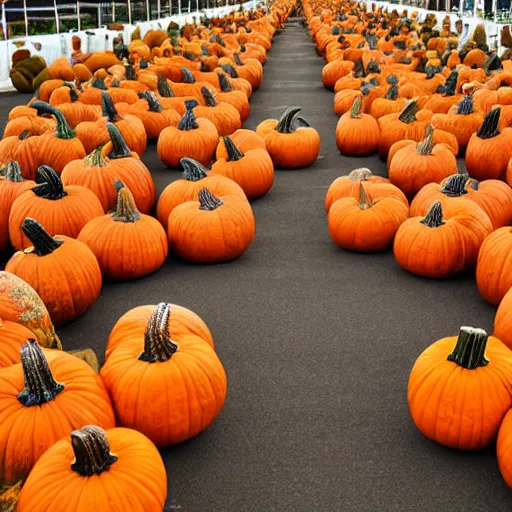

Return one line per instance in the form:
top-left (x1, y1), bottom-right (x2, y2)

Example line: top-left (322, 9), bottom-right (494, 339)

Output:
top-left (168, 187), bottom-right (255, 263)
top-left (369, 80), bottom-right (407, 119)
top-left (211, 136), bottom-right (274, 199)
top-left (0, 340), bottom-right (115, 485)
top-left (157, 100), bottom-right (219, 167)
top-left (423, 69), bottom-right (462, 114)
top-left (5, 219), bottom-right (102, 326)
top-left (215, 128), bottom-right (266, 160)
top-left (256, 107), bottom-right (320, 169)
top-left (9, 165), bottom-right (104, 250)
top-left (100, 303), bottom-right (227, 446)
top-left (328, 182), bottom-right (408, 252)
top-left (17, 425), bottom-right (167, 512)
top-left (408, 326), bottom-right (512, 450)
top-left (0, 131), bottom-right (41, 181)
top-left (216, 73), bottom-right (251, 121)
top-left (78, 184), bottom-right (168, 280)
top-left (51, 83), bottom-right (102, 128)
top-left (0, 318), bottom-right (34, 369)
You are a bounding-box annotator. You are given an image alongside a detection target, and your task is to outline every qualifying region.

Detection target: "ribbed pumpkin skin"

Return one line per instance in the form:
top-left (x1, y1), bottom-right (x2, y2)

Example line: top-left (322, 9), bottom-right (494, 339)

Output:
top-left (101, 334), bottom-right (227, 447)
top-left (0, 350), bottom-right (115, 485)
top-left (494, 287), bottom-right (512, 350)
top-left (17, 427), bottom-right (167, 512)
top-left (193, 102), bottom-right (242, 136)
top-left (5, 236), bottom-right (102, 326)
top-left (0, 319), bottom-right (33, 368)
top-left (106, 304), bottom-right (214, 359)
top-left (215, 129), bottom-right (266, 160)
top-left (78, 215), bottom-right (168, 280)
top-left (498, 410), bottom-right (512, 488)
top-left (8, 186), bottom-right (104, 250)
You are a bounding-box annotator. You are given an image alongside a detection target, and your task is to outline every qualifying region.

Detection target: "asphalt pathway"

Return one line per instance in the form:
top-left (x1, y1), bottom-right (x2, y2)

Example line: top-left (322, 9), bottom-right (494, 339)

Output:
top-left (0, 20), bottom-right (508, 512)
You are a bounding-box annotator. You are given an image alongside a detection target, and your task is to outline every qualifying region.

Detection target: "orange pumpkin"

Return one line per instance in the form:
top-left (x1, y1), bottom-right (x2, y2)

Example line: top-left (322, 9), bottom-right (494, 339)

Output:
top-left (0, 318), bottom-right (34, 369)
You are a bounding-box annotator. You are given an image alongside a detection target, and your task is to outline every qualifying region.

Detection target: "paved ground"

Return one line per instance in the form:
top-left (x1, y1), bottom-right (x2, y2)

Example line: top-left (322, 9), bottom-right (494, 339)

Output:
top-left (0, 20), bottom-right (508, 512)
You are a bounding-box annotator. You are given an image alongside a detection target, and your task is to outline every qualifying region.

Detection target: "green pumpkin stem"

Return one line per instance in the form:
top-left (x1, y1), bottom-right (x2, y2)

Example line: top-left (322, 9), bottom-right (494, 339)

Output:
top-left (18, 130), bottom-right (30, 141)
top-left (62, 81), bottom-right (80, 102)
top-left (71, 426), bottom-right (118, 477)
top-left (477, 107), bottom-right (501, 139)
top-left (421, 201), bottom-right (444, 227)
top-left (198, 187), bottom-right (224, 210)
top-left (18, 340), bottom-right (65, 406)
top-left (201, 86), bottom-right (218, 107)
top-left (21, 218), bottom-right (64, 256)
top-left (3, 161), bottom-right (24, 182)
top-left (223, 136), bottom-right (244, 161)
top-left (32, 166), bottom-right (68, 200)
top-left (221, 64), bottom-right (239, 78)
top-left (233, 53), bottom-right (244, 66)
top-left (385, 82), bottom-right (399, 100)
top-left (111, 182), bottom-right (141, 222)
top-left (358, 182), bottom-right (373, 209)
top-left (140, 92), bottom-right (164, 113)
top-left (181, 157), bottom-right (208, 180)
top-left (416, 125), bottom-right (434, 155)
top-left (92, 77), bottom-right (107, 90)
top-left (398, 100), bottom-right (419, 123)
top-left (178, 100), bottom-right (199, 130)
top-left (157, 76), bottom-right (175, 97)
top-left (457, 95), bottom-right (474, 115)
top-left (218, 72), bottom-right (233, 92)
top-left (275, 107), bottom-right (302, 133)
top-left (139, 303), bottom-right (179, 363)
top-left (350, 96), bottom-right (363, 118)
top-left (32, 100), bottom-right (76, 140)
top-left (443, 69), bottom-right (458, 96)
top-left (181, 67), bottom-right (196, 84)
top-left (440, 174), bottom-right (470, 197)
top-left (85, 147), bottom-right (107, 168)
top-left (102, 93), bottom-right (122, 122)
top-left (447, 326), bottom-right (489, 369)
top-left (106, 123), bottom-right (132, 159)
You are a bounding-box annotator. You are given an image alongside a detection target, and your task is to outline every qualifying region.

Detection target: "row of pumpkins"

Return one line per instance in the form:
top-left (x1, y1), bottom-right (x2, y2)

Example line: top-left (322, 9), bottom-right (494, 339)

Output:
top-left (304, 0), bottom-right (512, 490)
top-left (0, 1), bottom-right (299, 510)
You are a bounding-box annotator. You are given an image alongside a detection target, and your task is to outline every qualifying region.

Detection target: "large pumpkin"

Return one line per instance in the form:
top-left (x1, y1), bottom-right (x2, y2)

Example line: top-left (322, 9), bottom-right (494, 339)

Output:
top-left (100, 303), bottom-right (227, 446)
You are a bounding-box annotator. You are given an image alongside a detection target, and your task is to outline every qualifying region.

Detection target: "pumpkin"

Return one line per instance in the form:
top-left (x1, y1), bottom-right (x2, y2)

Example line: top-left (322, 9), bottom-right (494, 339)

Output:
top-left (0, 272), bottom-right (61, 349)
top-left (256, 107), bottom-right (320, 169)
top-left (9, 165), bottom-right (104, 250)
top-left (0, 340), bottom-right (115, 485)
top-left (157, 157), bottom-right (247, 230)
top-left (411, 173), bottom-right (512, 230)
top-left (0, 131), bottom-right (40, 181)
top-left (50, 83), bottom-right (102, 128)
top-left (0, 318), bottom-right (34, 369)
top-left (216, 73), bottom-right (251, 122)
top-left (62, 124), bottom-right (155, 214)
top-left (369, 80), bottom-right (407, 119)
top-left (100, 303), bottom-right (227, 446)
top-left (168, 187), bottom-right (255, 263)
top-left (157, 100), bottom-right (219, 168)
top-left (211, 136), bottom-right (274, 199)
top-left (193, 86), bottom-right (242, 136)
top-left (394, 201), bottom-right (491, 278)
top-left (423, 69), bottom-right (462, 114)
top-left (31, 101), bottom-right (87, 174)
top-left (322, 57), bottom-right (354, 89)
top-left (215, 128), bottom-right (266, 160)
top-left (84, 51), bottom-right (121, 73)
top-left (388, 125), bottom-right (457, 197)
top-left (38, 79), bottom-right (65, 102)
top-left (78, 184), bottom-right (168, 280)
top-left (106, 302), bottom-right (214, 358)
top-left (328, 182), bottom-right (408, 252)
top-left (476, 227), bottom-right (512, 305)
top-left (126, 92), bottom-right (180, 139)
top-left (408, 326), bottom-right (512, 450)
top-left (333, 89), bottom-right (362, 116)
top-left (5, 219), bottom-right (102, 326)
top-left (231, 52), bottom-right (263, 89)
top-left (47, 57), bottom-right (75, 81)
top-left (0, 162), bottom-right (35, 251)
top-left (335, 96), bottom-right (380, 156)
top-left (494, 287), bottom-right (512, 350)
top-left (3, 110), bottom-right (55, 138)
top-left (17, 425), bottom-right (167, 512)
top-left (155, 76), bottom-right (198, 115)
top-left (497, 410), bottom-right (512, 488)
top-left (466, 107), bottom-right (512, 180)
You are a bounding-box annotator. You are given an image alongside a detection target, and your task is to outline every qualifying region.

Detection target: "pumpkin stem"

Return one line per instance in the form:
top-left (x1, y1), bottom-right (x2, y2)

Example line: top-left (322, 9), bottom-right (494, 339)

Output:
top-left (157, 76), bottom-right (175, 97)
top-left (221, 64), bottom-right (239, 78)
top-left (140, 92), bottom-right (164, 113)
top-left (218, 72), bottom-right (233, 92)
top-left (84, 147), bottom-right (107, 168)
top-left (384, 82), bottom-right (399, 100)
top-left (198, 187), bottom-right (224, 210)
top-left (457, 95), bottom-right (474, 115)
top-left (275, 107), bottom-right (302, 133)
top-left (292, 116), bottom-right (311, 128)
top-left (92, 77), bottom-right (107, 90)
top-left (32, 100), bottom-right (76, 140)
top-left (223, 136), bottom-right (244, 161)
top-left (233, 53), bottom-right (243, 66)
top-left (178, 100), bottom-right (199, 130)
top-left (416, 124), bottom-right (434, 155)
top-left (106, 123), bottom-right (132, 159)
top-left (348, 167), bottom-right (373, 181)
top-left (181, 157), bottom-right (208, 180)
top-left (398, 100), bottom-right (419, 123)
top-left (443, 69), bottom-right (458, 96)
top-left (201, 86), bottom-right (218, 107)
top-left (111, 182), bottom-right (141, 222)
top-left (350, 96), bottom-right (363, 118)
top-left (447, 326), bottom-right (489, 369)
top-left (420, 201), bottom-right (444, 228)
top-left (21, 218), bottom-right (64, 256)
top-left (71, 426), bottom-right (118, 477)
top-left (440, 174), bottom-right (470, 197)
top-left (181, 67), bottom-right (196, 84)
top-left (357, 182), bottom-right (373, 209)
top-left (477, 107), bottom-right (501, 139)
top-left (32, 165), bottom-right (68, 200)
top-left (62, 81), bottom-right (80, 102)
top-left (3, 161), bottom-right (24, 182)
top-left (101, 93), bottom-right (122, 122)
top-left (18, 340), bottom-right (65, 406)
top-left (124, 63), bottom-right (137, 81)
top-left (18, 130), bottom-right (30, 141)
top-left (139, 303), bottom-right (178, 363)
